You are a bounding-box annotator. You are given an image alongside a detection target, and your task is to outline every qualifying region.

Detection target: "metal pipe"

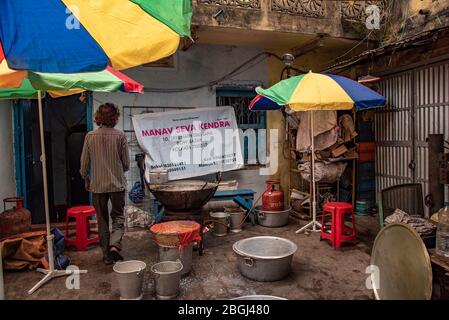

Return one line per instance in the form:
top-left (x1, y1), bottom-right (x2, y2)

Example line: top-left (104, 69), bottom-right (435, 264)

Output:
top-left (428, 134), bottom-right (444, 216)
top-left (311, 111), bottom-right (317, 231)
top-left (37, 91), bottom-right (55, 271)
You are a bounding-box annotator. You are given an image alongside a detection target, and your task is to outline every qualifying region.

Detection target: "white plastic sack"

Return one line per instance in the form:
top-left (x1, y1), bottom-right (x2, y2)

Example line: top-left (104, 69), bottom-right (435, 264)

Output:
top-left (125, 205), bottom-right (154, 228)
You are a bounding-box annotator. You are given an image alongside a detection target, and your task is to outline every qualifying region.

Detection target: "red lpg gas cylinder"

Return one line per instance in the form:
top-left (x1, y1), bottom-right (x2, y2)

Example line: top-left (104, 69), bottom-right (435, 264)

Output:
top-left (262, 180), bottom-right (284, 211)
top-left (0, 197), bottom-right (32, 239)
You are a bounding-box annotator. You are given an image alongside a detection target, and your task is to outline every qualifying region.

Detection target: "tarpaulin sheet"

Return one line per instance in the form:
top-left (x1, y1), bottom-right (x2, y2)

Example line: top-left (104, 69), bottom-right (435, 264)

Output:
top-left (0, 231), bottom-right (48, 271)
top-left (150, 220), bottom-right (201, 249)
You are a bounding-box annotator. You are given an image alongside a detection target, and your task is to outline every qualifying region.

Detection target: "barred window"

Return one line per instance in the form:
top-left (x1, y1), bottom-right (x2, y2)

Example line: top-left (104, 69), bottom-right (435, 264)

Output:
top-left (216, 87), bottom-right (266, 165)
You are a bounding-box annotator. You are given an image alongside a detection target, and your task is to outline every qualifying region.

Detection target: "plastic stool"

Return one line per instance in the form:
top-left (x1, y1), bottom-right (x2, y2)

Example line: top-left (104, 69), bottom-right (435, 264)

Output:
top-left (65, 206), bottom-right (99, 251)
top-left (320, 202), bottom-right (356, 249)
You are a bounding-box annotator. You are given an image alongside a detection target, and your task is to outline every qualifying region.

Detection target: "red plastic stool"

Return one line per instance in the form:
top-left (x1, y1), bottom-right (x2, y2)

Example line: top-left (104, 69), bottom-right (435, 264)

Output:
top-left (65, 206), bottom-right (99, 251)
top-left (320, 202), bottom-right (356, 249)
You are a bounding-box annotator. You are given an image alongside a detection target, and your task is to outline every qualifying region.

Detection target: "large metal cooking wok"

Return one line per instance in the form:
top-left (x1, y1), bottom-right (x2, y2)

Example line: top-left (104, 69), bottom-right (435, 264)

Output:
top-left (148, 180), bottom-right (219, 212)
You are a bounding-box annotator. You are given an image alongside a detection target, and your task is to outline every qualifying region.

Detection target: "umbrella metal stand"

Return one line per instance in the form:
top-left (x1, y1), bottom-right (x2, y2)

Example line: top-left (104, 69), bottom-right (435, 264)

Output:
top-left (28, 91), bottom-right (87, 295)
top-left (296, 111), bottom-right (322, 234)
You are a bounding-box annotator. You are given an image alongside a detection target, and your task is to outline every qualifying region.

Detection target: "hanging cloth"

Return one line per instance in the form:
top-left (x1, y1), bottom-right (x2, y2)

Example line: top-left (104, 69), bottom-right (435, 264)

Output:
top-left (295, 110), bottom-right (338, 151)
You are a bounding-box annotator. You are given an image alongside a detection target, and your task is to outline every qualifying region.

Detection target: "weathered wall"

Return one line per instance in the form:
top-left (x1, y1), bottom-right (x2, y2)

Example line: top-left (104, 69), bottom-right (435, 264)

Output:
top-left (0, 101), bottom-right (16, 202)
top-left (193, 0), bottom-right (369, 40)
top-left (384, 0), bottom-right (449, 43)
top-left (351, 28), bottom-right (449, 77)
top-left (93, 44), bottom-right (269, 200)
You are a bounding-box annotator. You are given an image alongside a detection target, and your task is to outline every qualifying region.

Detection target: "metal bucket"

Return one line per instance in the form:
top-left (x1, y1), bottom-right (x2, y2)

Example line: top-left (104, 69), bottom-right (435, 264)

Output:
top-left (158, 243), bottom-right (193, 277)
top-left (210, 212), bottom-right (229, 236)
top-left (151, 260), bottom-right (183, 300)
top-left (226, 208), bottom-right (245, 233)
top-left (113, 260), bottom-right (146, 300)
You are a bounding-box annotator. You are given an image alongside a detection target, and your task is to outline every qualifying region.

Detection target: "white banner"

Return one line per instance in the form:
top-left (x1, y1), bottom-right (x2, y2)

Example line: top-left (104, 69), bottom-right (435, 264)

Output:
top-left (132, 106), bottom-right (244, 181)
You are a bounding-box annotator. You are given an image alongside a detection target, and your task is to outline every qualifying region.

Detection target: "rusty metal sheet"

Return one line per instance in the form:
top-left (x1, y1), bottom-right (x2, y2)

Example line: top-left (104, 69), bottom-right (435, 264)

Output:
top-left (376, 61), bottom-right (449, 216)
top-left (370, 223), bottom-right (432, 300)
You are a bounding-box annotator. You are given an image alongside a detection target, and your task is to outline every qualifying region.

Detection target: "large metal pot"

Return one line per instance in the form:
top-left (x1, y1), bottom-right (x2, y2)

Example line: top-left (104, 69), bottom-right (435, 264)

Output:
top-left (233, 236), bottom-right (297, 282)
top-left (148, 180), bottom-right (218, 212)
top-left (255, 206), bottom-right (290, 228)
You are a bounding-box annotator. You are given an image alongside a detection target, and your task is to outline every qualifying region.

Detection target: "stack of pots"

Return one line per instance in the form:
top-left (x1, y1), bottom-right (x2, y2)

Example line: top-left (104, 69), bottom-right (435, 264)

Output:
top-left (149, 221), bottom-right (201, 299)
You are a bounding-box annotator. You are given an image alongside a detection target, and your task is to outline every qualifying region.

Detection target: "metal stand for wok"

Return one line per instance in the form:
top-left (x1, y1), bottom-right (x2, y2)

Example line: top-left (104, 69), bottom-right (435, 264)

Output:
top-left (144, 172), bottom-right (222, 256)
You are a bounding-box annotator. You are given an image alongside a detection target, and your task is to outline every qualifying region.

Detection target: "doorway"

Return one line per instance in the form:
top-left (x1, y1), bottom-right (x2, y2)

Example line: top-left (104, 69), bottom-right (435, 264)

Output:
top-left (13, 93), bottom-right (93, 224)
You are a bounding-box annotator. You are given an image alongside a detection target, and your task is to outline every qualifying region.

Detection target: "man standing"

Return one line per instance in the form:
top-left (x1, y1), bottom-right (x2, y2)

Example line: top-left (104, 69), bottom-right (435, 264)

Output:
top-left (80, 103), bottom-right (129, 265)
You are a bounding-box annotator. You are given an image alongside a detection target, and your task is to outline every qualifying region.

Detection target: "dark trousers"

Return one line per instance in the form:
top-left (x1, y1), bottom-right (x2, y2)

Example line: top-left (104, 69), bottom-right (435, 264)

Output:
top-left (92, 191), bottom-right (125, 256)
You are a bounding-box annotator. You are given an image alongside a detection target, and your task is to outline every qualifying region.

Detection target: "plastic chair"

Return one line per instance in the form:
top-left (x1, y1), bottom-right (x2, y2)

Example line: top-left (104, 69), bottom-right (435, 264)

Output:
top-left (65, 206), bottom-right (99, 251)
top-left (320, 202), bottom-right (357, 249)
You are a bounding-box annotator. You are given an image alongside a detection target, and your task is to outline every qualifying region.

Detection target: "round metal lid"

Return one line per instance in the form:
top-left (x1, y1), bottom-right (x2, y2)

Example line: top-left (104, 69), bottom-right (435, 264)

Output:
top-left (370, 223), bottom-right (432, 300)
top-left (233, 236), bottom-right (297, 260)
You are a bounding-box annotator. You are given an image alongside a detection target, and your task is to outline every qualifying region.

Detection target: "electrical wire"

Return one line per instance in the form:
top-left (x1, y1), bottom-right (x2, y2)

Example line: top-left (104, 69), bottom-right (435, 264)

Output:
top-left (143, 52), bottom-right (283, 93)
top-left (91, 52), bottom-right (284, 96)
top-left (321, 30), bottom-right (374, 69)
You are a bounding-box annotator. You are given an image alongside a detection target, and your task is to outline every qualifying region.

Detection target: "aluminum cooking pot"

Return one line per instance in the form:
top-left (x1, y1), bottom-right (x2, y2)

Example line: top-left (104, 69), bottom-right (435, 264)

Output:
top-left (255, 206), bottom-right (291, 228)
top-left (233, 236), bottom-right (297, 282)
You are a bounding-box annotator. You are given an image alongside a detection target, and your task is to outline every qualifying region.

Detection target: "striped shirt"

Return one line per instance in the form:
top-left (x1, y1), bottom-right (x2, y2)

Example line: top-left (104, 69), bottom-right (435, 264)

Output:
top-left (80, 127), bottom-right (130, 194)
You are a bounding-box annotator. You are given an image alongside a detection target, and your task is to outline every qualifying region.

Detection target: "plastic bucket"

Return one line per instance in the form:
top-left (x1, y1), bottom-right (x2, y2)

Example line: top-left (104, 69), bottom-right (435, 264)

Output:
top-left (210, 212), bottom-right (229, 236)
top-left (158, 243), bottom-right (193, 277)
top-left (113, 260), bottom-right (146, 300)
top-left (151, 260), bottom-right (183, 300)
top-left (355, 200), bottom-right (369, 216)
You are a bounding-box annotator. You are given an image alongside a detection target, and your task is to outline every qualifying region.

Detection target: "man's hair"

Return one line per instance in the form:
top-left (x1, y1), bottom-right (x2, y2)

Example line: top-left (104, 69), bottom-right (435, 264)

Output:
top-left (94, 103), bottom-right (120, 127)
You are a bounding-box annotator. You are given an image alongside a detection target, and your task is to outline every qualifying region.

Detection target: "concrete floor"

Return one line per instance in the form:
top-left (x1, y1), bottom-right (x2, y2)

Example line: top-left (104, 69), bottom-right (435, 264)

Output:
top-left (3, 216), bottom-right (379, 300)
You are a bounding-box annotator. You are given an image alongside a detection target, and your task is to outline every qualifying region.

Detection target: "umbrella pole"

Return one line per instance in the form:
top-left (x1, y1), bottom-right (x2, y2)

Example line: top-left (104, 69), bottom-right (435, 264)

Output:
top-left (28, 91), bottom-right (87, 295)
top-left (296, 111), bottom-right (322, 234)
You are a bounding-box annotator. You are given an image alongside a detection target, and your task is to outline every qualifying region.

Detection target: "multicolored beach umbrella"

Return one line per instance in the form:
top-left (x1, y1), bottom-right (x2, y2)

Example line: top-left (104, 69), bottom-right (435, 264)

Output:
top-left (0, 60), bottom-right (143, 99)
top-left (0, 0), bottom-right (192, 72)
top-left (248, 71), bottom-right (386, 235)
top-left (249, 71), bottom-right (386, 111)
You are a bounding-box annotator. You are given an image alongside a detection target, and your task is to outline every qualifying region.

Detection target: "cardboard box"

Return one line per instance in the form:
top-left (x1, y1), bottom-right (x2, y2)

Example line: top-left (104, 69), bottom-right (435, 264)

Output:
top-left (331, 144), bottom-right (348, 157)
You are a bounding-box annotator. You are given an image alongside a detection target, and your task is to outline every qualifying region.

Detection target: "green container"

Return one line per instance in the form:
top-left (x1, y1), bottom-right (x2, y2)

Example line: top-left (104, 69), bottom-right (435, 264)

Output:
top-left (355, 200), bottom-right (369, 216)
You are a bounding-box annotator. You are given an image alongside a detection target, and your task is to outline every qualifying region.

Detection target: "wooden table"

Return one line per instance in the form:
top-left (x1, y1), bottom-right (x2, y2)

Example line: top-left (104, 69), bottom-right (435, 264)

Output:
top-left (428, 249), bottom-right (449, 299)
